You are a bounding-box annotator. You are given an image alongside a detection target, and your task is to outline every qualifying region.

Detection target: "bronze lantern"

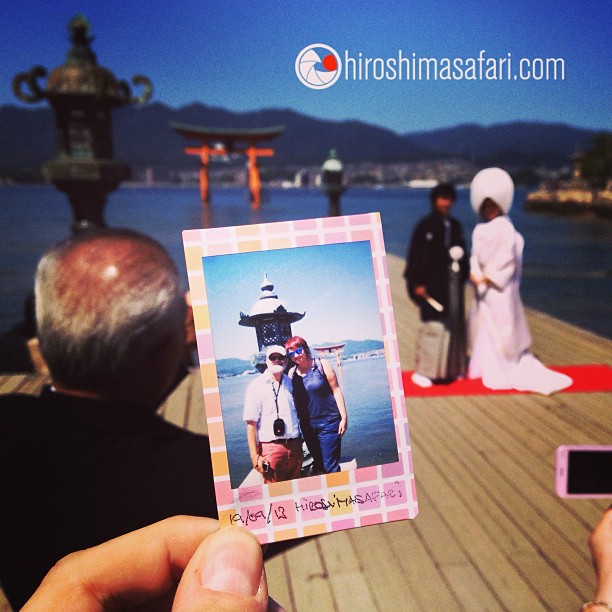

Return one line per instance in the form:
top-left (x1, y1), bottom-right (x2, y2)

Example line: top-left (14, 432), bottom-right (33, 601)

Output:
top-left (12, 15), bottom-right (153, 232)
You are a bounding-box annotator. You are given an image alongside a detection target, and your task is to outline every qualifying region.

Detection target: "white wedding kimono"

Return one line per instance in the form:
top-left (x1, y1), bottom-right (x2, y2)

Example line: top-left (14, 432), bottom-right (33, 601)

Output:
top-left (468, 216), bottom-right (572, 395)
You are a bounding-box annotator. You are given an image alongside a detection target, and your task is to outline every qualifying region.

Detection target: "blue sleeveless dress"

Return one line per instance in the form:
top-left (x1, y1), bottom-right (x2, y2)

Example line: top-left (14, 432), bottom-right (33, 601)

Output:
top-left (292, 359), bottom-right (342, 473)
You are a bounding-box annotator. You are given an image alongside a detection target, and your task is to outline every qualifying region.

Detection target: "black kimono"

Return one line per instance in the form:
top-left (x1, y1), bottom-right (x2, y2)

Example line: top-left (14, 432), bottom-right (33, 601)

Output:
top-left (404, 212), bottom-right (469, 380)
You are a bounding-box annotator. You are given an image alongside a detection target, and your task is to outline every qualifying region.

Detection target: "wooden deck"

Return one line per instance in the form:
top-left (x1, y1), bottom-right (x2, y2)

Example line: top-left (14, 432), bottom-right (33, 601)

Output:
top-left (1, 253), bottom-right (610, 611)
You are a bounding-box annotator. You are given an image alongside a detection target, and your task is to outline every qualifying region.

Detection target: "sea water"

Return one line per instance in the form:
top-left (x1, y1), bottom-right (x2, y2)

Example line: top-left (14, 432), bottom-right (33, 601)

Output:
top-left (220, 356), bottom-right (398, 488)
top-left (1, 184), bottom-right (611, 338)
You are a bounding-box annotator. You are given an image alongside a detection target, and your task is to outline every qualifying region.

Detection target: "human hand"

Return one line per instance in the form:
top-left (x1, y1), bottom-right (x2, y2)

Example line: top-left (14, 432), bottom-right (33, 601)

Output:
top-left (413, 285), bottom-right (428, 299)
top-left (23, 515), bottom-right (284, 611)
top-left (589, 507), bottom-right (612, 604)
top-left (338, 418), bottom-right (347, 436)
top-left (482, 277), bottom-right (501, 290)
top-left (253, 454), bottom-right (269, 475)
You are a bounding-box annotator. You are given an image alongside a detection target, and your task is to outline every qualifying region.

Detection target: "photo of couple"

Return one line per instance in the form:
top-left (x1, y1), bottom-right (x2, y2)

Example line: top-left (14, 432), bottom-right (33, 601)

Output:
top-left (203, 240), bottom-right (400, 489)
top-left (244, 339), bottom-right (348, 484)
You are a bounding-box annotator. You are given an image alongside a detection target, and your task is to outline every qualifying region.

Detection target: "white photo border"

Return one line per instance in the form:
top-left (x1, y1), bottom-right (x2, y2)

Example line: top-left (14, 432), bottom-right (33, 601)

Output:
top-left (183, 213), bottom-right (418, 544)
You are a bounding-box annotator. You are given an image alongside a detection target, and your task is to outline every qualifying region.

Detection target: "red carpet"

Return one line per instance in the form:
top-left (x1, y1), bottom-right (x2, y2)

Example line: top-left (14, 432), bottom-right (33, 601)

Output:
top-left (402, 364), bottom-right (612, 397)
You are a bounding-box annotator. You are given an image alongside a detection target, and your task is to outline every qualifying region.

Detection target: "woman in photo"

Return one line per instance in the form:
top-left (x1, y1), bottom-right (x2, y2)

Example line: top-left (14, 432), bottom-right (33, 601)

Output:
top-left (285, 336), bottom-right (347, 474)
top-left (468, 167), bottom-right (573, 395)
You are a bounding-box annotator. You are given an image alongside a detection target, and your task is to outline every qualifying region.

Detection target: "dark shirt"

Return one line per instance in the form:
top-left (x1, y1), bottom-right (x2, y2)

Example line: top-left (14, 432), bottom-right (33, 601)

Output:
top-left (292, 359), bottom-right (339, 423)
top-left (404, 212), bottom-right (469, 322)
top-left (0, 387), bottom-right (217, 610)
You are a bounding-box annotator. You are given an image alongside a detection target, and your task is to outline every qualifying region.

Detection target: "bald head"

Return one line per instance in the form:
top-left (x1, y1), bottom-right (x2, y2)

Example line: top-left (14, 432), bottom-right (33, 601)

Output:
top-left (35, 229), bottom-right (186, 409)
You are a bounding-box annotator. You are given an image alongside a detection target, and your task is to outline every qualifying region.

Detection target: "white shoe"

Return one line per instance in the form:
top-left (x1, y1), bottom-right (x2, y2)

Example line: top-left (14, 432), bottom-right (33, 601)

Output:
top-left (411, 373), bottom-right (433, 388)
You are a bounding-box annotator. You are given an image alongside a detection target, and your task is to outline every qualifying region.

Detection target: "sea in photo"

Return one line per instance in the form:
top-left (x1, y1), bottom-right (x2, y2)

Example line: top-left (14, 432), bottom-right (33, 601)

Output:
top-left (219, 356), bottom-right (398, 488)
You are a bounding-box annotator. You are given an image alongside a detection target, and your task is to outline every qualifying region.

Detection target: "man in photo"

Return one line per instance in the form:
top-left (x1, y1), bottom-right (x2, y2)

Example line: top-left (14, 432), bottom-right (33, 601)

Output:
top-left (244, 345), bottom-right (303, 483)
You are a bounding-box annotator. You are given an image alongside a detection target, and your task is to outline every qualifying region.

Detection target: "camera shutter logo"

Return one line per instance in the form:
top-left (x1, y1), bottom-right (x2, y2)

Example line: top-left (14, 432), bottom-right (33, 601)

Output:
top-left (295, 44), bottom-right (342, 89)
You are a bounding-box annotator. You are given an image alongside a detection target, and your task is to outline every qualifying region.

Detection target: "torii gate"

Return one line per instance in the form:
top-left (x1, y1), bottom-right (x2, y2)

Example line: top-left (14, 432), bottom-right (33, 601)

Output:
top-left (171, 122), bottom-right (284, 210)
top-left (314, 342), bottom-right (346, 388)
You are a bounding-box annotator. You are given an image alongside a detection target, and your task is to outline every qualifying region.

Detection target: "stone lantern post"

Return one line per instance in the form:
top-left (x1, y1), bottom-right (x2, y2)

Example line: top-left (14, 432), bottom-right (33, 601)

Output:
top-left (320, 149), bottom-right (347, 217)
top-left (12, 15), bottom-right (152, 233)
top-left (239, 273), bottom-right (305, 371)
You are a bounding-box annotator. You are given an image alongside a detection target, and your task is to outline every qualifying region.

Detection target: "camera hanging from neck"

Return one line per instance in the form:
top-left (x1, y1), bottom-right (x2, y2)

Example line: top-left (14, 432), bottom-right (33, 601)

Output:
top-left (272, 377), bottom-right (286, 437)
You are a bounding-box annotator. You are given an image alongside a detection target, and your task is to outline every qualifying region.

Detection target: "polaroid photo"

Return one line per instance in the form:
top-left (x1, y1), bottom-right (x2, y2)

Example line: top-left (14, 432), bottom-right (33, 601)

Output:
top-left (183, 213), bottom-right (418, 544)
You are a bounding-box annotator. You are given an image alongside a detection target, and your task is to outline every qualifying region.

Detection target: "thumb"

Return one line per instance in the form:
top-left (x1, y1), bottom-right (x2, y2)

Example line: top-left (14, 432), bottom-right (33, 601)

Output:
top-left (172, 526), bottom-right (270, 612)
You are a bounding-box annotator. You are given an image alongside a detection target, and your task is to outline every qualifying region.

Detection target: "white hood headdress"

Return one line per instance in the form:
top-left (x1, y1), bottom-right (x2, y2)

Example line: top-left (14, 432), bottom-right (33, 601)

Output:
top-left (470, 167), bottom-right (514, 214)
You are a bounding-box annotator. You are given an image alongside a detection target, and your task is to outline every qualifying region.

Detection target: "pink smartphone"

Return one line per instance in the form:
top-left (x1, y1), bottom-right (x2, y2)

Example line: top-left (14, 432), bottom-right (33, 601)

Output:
top-left (555, 445), bottom-right (612, 498)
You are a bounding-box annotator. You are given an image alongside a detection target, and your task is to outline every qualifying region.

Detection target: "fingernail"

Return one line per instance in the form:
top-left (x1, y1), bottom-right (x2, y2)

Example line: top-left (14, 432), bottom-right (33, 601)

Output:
top-left (200, 528), bottom-right (262, 596)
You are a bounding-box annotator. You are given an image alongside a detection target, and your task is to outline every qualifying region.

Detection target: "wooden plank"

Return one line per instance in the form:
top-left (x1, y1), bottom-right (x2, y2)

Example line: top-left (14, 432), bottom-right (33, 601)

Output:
top-left (0, 374), bottom-right (29, 394)
top-left (466, 394), bottom-right (610, 462)
top-left (0, 373), bottom-right (48, 395)
top-left (459, 395), bottom-right (608, 529)
top-left (441, 564), bottom-right (506, 611)
top-left (412, 406), bottom-right (588, 610)
top-left (411, 416), bottom-right (550, 610)
top-left (157, 370), bottom-right (207, 435)
top-left (347, 523), bottom-right (424, 611)
top-left (158, 372), bottom-right (192, 428)
top-left (549, 393), bottom-right (612, 438)
top-left (263, 553), bottom-right (293, 611)
top-left (416, 399), bottom-right (596, 601)
top-left (185, 372), bottom-right (207, 435)
top-left (527, 310), bottom-right (612, 366)
top-left (377, 519), bottom-right (461, 609)
top-left (277, 537), bottom-right (336, 611)
top-left (316, 530), bottom-right (378, 612)
top-left (425, 397), bottom-right (594, 564)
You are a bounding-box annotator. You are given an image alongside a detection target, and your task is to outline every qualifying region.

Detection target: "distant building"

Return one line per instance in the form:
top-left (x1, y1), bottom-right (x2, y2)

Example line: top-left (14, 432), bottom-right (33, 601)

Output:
top-left (526, 150), bottom-right (612, 217)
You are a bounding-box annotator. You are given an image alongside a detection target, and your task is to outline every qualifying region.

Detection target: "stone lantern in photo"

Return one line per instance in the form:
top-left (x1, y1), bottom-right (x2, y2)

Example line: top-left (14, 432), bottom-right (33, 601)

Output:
top-left (239, 273), bottom-right (305, 371)
top-left (12, 14), bottom-right (153, 233)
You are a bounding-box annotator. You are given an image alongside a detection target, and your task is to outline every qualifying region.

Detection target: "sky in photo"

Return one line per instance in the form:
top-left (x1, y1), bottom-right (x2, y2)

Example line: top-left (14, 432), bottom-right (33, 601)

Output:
top-left (2, 0), bottom-right (610, 133)
top-left (203, 241), bottom-right (384, 361)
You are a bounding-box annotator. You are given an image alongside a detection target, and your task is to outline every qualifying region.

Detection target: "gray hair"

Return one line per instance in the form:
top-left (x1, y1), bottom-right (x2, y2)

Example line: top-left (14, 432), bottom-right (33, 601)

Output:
top-left (35, 229), bottom-right (186, 404)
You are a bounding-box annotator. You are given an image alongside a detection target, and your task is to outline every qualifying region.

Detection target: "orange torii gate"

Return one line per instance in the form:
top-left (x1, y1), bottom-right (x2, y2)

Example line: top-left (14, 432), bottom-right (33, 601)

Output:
top-left (171, 122), bottom-right (284, 210)
top-left (314, 342), bottom-right (346, 388)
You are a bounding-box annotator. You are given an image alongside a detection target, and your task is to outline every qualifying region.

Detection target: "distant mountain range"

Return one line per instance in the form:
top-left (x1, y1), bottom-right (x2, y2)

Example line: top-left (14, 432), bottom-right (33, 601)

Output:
top-left (216, 339), bottom-right (384, 378)
top-left (0, 102), bottom-right (604, 180)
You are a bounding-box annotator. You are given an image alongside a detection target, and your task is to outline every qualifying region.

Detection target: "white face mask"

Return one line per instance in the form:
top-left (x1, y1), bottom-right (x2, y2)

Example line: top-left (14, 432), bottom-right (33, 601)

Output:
top-left (267, 363), bottom-right (285, 374)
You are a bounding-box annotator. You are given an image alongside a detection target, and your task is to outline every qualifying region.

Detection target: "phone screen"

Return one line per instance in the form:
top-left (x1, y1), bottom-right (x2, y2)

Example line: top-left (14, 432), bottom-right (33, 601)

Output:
top-left (567, 450), bottom-right (612, 495)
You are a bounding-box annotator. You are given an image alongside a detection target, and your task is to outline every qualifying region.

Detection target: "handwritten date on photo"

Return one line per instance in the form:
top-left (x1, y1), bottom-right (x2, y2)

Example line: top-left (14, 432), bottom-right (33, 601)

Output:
top-left (229, 483), bottom-right (404, 527)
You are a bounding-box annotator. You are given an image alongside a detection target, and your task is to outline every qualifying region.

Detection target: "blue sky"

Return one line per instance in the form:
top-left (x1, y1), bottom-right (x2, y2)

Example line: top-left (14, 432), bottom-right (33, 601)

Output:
top-left (203, 241), bottom-right (383, 361)
top-left (2, 1), bottom-right (610, 132)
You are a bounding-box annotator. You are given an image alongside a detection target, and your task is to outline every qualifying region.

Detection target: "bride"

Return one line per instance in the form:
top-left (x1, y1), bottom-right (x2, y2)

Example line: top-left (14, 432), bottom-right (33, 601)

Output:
top-left (467, 167), bottom-right (573, 395)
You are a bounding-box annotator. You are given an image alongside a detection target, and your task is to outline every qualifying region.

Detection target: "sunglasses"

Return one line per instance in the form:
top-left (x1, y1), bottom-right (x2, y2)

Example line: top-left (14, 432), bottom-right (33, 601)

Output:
top-left (268, 354), bottom-right (286, 362)
top-left (287, 347), bottom-right (304, 358)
